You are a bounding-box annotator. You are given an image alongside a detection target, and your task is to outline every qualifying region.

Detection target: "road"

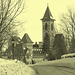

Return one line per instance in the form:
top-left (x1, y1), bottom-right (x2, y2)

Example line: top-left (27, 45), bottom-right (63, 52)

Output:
top-left (31, 65), bottom-right (75, 75)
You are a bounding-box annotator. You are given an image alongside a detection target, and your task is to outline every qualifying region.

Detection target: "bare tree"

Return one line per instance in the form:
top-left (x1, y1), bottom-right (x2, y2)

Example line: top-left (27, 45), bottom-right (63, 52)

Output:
top-left (0, 0), bottom-right (24, 51)
top-left (59, 8), bottom-right (75, 52)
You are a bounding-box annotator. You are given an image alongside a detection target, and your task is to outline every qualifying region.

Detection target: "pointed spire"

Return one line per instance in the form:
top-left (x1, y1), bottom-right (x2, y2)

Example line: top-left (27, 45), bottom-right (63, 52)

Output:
top-left (41, 5), bottom-right (55, 21)
top-left (44, 6), bottom-right (53, 18)
top-left (47, 3), bottom-right (49, 7)
top-left (22, 33), bottom-right (33, 43)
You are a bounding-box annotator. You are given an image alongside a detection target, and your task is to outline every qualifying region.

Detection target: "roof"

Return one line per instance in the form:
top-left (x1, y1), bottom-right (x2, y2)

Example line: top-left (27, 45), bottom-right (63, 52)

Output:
top-left (22, 33), bottom-right (33, 43)
top-left (55, 34), bottom-right (64, 38)
top-left (41, 6), bottom-right (55, 21)
top-left (33, 42), bottom-right (39, 48)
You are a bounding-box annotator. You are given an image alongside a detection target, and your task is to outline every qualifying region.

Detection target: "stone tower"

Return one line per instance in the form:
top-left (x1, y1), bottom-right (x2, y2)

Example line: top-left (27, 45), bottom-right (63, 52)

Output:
top-left (41, 6), bottom-right (55, 54)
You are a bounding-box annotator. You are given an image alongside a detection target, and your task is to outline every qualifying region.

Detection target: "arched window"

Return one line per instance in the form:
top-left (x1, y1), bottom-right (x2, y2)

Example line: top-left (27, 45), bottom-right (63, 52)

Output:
top-left (51, 23), bottom-right (53, 31)
top-left (45, 23), bottom-right (48, 30)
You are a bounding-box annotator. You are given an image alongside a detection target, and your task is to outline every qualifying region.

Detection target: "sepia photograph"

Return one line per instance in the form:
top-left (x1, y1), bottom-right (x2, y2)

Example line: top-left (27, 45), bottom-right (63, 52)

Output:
top-left (0, 0), bottom-right (75, 75)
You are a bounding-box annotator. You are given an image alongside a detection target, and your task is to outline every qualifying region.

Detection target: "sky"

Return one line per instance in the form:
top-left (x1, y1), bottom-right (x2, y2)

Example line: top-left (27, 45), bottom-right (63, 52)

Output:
top-left (17, 0), bottom-right (75, 43)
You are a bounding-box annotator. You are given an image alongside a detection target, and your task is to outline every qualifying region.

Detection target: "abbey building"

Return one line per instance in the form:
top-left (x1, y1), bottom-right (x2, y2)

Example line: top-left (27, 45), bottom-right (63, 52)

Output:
top-left (41, 6), bottom-right (66, 60)
top-left (41, 6), bottom-right (55, 53)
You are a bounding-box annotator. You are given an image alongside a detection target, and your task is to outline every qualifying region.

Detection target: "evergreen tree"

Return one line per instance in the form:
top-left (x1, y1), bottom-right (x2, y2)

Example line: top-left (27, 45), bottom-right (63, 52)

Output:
top-left (53, 34), bottom-right (67, 59)
top-left (70, 37), bottom-right (75, 53)
top-left (42, 33), bottom-right (50, 54)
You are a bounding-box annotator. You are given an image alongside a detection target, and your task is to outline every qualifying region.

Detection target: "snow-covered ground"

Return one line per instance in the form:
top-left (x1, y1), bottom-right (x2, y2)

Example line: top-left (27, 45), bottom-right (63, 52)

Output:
top-left (0, 58), bottom-right (36, 75)
top-left (35, 58), bottom-right (75, 69)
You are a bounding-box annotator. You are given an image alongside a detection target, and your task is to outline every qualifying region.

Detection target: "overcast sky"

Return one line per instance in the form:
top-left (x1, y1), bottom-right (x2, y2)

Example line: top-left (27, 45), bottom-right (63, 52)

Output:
top-left (17, 0), bottom-right (75, 43)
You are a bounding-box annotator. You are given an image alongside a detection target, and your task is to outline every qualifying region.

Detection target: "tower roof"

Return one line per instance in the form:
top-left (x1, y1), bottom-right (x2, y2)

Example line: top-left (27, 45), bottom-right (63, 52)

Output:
top-left (41, 6), bottom-right (55, 21)
top-left (44, 6), bottom-right (53, 18)
top-left (22, 33), bottom-right (33, 43)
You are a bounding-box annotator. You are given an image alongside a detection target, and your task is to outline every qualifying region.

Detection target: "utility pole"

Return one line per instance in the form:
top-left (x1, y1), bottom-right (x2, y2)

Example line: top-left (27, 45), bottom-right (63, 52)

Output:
top-left (11, 39), bottom-right (15, 59)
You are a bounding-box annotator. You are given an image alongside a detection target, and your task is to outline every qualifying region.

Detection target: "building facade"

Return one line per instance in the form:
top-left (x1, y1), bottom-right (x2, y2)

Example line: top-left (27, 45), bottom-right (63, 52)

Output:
top-left (7, 34), bottom-right (33, 64)
top-left (8, 36), bottom-right (23, 59)
top-left (21, 33), bottom-right (33, 64)
top-left (33, 42), bottom-right (44, 62)
top-left (41, 6), bottom-right (55, 54)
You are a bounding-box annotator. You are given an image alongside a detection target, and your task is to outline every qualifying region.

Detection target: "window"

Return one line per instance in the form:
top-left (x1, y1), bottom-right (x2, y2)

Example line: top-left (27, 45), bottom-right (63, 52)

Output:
top-left (45, 23), bottom-right (48, 30)
top-left (51, 23), bottom-right (53, 31)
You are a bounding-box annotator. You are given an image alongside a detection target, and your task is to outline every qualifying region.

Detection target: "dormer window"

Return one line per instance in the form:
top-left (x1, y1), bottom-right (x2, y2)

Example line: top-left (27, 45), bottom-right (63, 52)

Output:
top-left (45, 23), bottom-right (48, 30)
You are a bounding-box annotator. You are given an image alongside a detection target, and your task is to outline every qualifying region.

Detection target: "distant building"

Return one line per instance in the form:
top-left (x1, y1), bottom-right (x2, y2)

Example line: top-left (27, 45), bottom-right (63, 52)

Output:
top-left (33, 42), bottom-right (42, 55)
top-left (33, 42), bottom-right (44, 62)
top-left (8, 36), bottom-right (22, 59)
top-left (6, 33), bottom-right (33, 64)
top-left (21, 33), bottom-right (33, 64)
top-left (41, 5), bottom-right (67, 60)
top-left (41, 6), bottom-right (55, 59)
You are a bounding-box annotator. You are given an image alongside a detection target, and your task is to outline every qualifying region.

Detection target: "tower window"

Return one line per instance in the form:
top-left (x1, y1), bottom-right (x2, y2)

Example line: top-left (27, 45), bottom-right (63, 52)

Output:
top-left (45, 23), bottom-right (48, 30)
top-left (51, 23), bottom-right (53, 31)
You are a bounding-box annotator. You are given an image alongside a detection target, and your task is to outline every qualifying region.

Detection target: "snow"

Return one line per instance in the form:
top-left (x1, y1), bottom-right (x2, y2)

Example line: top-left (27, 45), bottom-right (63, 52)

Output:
top-left (61, 53), bottom-right (75, 58)
top-left (35, 58), bottom-right (75, 69)
top-left (0, 59), bottom-right (36, 75)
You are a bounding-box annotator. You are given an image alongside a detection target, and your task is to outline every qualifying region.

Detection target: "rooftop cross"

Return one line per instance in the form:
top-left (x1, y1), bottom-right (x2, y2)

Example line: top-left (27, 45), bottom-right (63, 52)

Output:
top-left (47, 3), bottom-right (49, 7)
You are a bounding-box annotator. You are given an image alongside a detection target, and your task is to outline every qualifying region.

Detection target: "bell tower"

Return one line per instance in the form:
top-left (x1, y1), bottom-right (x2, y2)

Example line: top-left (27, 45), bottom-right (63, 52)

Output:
top-left (41, 6), bottom-right (55, 54)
